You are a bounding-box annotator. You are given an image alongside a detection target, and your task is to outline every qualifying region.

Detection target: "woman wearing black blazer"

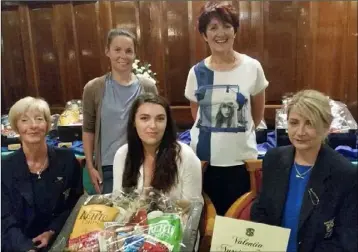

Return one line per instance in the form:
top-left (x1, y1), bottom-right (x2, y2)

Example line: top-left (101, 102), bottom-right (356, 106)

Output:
top-left (1, 97), bottom-right (83, 252)
top-left (251, 90), bottom-right (357, 252)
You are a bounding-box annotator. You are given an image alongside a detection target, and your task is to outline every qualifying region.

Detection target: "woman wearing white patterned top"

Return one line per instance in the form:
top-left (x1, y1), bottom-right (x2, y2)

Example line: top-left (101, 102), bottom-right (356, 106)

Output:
top-left (184, 1), bottom-right (268, 215)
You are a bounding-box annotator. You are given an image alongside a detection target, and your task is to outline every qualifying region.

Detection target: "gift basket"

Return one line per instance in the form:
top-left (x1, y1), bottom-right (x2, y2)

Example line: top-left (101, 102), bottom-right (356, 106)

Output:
top-left (50, 189), bottom-right (203, 252)
top-left (57, 100), bottom-right (83, 142)
top-left (275, 96), bottom-right (357, 148)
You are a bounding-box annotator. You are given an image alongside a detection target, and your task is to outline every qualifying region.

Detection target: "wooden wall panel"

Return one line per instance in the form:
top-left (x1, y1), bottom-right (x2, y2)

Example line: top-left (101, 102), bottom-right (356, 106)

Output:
top-left (18, 5), bottom-right (39, 97)
top-left (112, 1), bottom-right (137, 35)
top-left (1, 8), bottom-right (27, 106)
top-left (314, 2), bottom-right (347, 100)
top-left (1, 0), bottom-right (357, 128)
top-left (296, 1), bottom-right (318, 91)
top-left (53, 3), bottom-right (82, 102)
top-left (263, 1), bottom-right (298, 103)
top-left (345, 0), bottom-right (358, 120)
top-left (138, 1), bottom-right (167, 97)
top-left (188, 1), bottom-right (209, 66)
top-left (166, 1), bottom-right (190, 105)
top-left (96, 1), bottom-right (112, 74)
top-left (30, 7), bottom-right (64, 106)
top-left (73, 3), bottom-right (102, 87)
top-left (233, 0), bottom-right (265, 78)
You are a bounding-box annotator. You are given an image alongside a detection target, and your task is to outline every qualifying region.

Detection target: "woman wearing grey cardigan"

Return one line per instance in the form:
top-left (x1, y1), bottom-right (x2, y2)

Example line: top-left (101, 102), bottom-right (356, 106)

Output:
top-left (82, 28), bottom-right (157, 194)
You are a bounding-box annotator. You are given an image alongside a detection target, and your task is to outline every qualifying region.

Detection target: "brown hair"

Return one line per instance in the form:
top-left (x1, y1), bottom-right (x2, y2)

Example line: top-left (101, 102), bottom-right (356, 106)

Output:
top-left (106, 28), bottom-right (137, 53)
top-left (198, 1), bottom-right (239, 35)
top-left (122, 93), bottom-right (181, 193)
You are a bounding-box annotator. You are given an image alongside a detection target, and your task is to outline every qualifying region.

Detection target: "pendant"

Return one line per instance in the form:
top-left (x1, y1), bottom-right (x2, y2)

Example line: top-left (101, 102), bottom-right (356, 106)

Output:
top-left (296, 174), bottom-right (303, 179)
top-left (37, 171), bottom-right (41, 179)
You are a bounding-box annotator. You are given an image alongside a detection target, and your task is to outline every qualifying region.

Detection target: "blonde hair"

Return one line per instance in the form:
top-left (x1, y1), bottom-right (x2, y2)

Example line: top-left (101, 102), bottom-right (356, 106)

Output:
top-left (287, 90), bottom-right (333, 134)
top-left (8, 96), bottom-right (51, 133)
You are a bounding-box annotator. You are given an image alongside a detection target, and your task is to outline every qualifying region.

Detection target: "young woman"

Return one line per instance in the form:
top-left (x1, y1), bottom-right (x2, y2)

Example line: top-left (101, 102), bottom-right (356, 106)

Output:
top-left (2, 97), bottom-right (83, 252)
top-left (112, 93), bottom-right (202, 201)
top-left (251, 90), bottom-right (357, 252)
top-left (184, 1), bottom-right (268, 215)
top-left (82, 28), bottom-right (158, 194)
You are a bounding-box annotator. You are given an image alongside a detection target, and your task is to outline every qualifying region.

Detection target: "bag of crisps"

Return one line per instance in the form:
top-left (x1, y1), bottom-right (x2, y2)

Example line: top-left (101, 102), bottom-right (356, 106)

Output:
top-left (147, 214), bottom-right (183, 251)
top-left (67, 204), bottom-right (119, 251)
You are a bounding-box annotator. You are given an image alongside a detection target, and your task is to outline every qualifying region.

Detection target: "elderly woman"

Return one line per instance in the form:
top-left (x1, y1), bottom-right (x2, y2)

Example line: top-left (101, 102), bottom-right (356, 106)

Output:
top-left (1, 97), bottom-right (83, 252)
top-left (184, 1), bottom-right (268, 215)
top-left (251, 90), bottom-right (357, 252)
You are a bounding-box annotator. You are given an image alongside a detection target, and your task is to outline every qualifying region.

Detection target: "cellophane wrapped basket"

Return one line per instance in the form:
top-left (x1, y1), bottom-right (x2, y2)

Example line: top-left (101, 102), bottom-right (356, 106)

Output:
top-left (50, 189), bottom-right (203, 252)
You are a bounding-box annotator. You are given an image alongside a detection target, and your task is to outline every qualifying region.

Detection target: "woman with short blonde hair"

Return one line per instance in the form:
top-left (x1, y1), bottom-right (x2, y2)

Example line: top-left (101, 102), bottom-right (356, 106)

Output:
top-left (251, 90), bottom-right (357, 252)
top-left (8, 96), bottom-right (52, 133)
top-left (2, 97), bottom-right (83, 252)
top-left (286, 90), bottom-right (333, 135)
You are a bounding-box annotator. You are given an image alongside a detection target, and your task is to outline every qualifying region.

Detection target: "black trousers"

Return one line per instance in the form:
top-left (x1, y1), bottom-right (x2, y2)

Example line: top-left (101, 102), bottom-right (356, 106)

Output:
top-left (203, 164), bottom-right (250, 216)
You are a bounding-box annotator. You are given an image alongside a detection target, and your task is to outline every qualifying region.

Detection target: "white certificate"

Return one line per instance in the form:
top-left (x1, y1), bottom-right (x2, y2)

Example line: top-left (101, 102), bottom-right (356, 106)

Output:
top-left (210, 216), bottom-right (290, 252)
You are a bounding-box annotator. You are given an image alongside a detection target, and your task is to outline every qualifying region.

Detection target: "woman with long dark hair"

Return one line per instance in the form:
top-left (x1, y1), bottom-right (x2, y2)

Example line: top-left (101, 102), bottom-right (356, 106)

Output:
top-left (112, 93), bottom-right (202, 200)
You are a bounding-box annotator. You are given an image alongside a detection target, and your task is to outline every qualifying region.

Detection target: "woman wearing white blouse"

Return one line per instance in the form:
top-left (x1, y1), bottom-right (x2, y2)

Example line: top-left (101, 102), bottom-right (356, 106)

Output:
top-left (112, 93), bottom-right (202, 202)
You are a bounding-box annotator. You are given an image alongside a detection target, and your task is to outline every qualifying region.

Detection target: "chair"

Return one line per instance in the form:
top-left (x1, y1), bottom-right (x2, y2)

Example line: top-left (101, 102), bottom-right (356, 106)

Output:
top-left (225, 159), bottom-right (263, 220)
top-left (198, 161), bottom-right (217, 252)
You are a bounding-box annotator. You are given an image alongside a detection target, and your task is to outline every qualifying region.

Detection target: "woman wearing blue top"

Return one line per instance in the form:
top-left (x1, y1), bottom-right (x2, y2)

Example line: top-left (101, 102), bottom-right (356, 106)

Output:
top-left (251, 90), bottom-right (357, 252)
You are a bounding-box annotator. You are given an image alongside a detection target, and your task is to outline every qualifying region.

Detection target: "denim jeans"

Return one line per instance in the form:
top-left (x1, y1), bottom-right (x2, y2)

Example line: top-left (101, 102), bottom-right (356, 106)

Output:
top-left (101, 165), bottom-right (113, 194)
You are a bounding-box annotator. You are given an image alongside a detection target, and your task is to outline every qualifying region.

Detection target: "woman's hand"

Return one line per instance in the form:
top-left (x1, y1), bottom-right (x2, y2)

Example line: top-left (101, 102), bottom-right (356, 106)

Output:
top-left (32, 230), bottom-right (55, 249)
top-left (88, 166), bottom-right (102, 194)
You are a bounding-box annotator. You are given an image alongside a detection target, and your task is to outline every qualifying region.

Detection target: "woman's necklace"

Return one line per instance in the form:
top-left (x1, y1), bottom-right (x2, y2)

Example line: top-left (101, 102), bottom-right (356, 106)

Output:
top-left (294, 162), bottom-right (314, 179)
top-left (29, 157), bottom-right (48, 179)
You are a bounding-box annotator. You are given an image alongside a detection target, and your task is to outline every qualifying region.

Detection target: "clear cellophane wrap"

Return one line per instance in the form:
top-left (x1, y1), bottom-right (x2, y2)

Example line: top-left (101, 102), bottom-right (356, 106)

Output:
top-left (50, 189), bottom-right (203, 252)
